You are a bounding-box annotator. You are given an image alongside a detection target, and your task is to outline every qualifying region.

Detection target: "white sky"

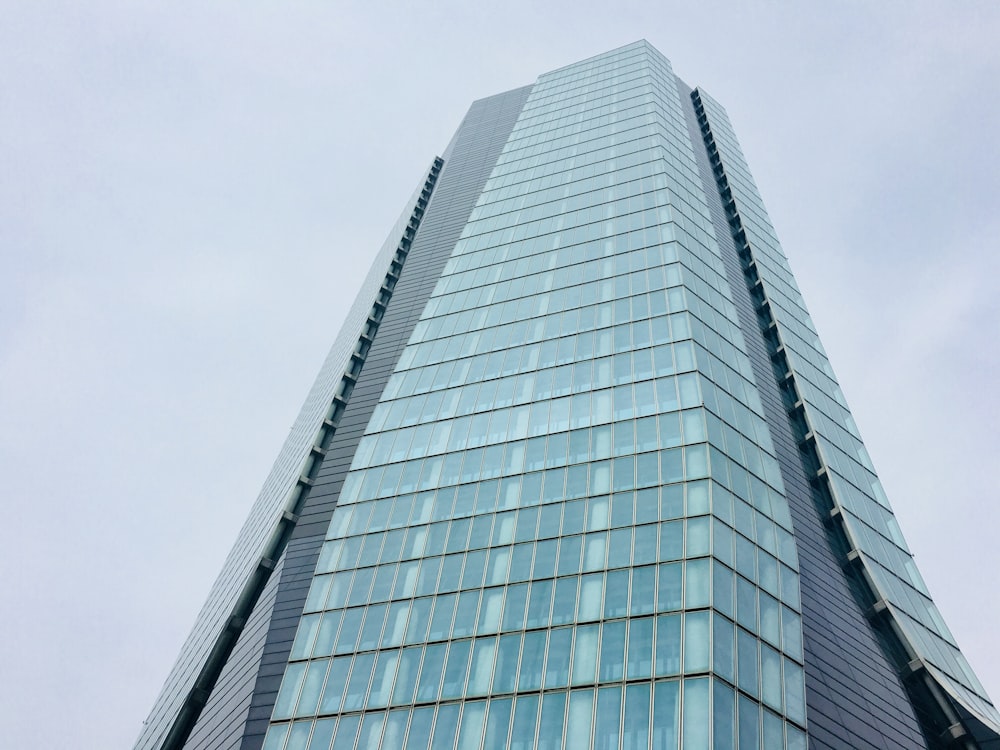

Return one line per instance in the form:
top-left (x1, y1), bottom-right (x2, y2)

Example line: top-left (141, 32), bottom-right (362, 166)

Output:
top-left (2, 2), bottom-right (998, 747)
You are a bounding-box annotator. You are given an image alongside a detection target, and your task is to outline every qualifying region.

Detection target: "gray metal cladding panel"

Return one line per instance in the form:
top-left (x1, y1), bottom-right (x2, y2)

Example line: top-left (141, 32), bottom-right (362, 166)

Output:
top-left (182, 553), bottom-right (286, 750)
top-left (676, 79), bottom-right (930, 750)
top-left (236, 84), bottom-right (533, 750)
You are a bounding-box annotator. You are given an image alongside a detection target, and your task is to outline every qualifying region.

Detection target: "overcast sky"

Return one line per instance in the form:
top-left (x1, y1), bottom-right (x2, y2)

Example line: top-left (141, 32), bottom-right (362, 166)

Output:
top-left (2, 2), bottom-right (998, 748)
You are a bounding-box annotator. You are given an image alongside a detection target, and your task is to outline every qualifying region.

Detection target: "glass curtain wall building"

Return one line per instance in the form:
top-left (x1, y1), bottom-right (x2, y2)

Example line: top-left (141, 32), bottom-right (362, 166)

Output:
top-left (135, 42), bottom-right (999, 750)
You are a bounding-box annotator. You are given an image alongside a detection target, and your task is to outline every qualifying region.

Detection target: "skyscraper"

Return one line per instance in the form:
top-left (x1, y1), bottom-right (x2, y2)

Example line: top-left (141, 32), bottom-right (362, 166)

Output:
top-left (135, 41), bottom-right (999, 750)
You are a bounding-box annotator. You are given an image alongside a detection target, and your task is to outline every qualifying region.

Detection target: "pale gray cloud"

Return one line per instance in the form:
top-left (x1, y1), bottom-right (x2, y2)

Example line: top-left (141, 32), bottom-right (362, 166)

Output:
top-left (2, 2), bottom-right (997, 747)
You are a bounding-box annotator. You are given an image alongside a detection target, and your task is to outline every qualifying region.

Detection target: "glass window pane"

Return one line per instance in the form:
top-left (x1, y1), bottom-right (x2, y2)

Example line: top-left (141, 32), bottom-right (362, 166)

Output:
top-left (684, 558), bottom-right (710, 609)
top-left (737, 629), bottom-right (759, 697)
top-left (545, 628), bottom-right (572, 689)
top-left (623, 683), bottom-right (651, 750)
top-left (416, 643), bottom-right (446, 702)
top-left (526, 579), bottom-right (554, 629)
top-left (682, 677), bottom-right (709, 750)
top-left (652, 680), bottom-right (679, 749)
top-left (538, 692), bottom-right (567, 750)
top-left (511, 694), bottom-right (540, 750)
top-left (683, 611), bottom-right (710, 674)
top-left (359, 603), bottom-right (387, 651)
top-left (787, 725), bottom-right (807, 750)
top-left (468, 637), bottom-right (497, 696)
top-left (557, 536), bottom-right (583, 576)
top-left (404, 598), bottom-right (431, 646)
top-left (552, 576), bottom-right (578, 624)
top-left (381, 711), bottom-right (408, 748)
top-left (761, 644), bottom-right (783, 711)
top-left (630, 565), bottom-right (656, 616)
top-left (657, 563), bottom-right (682, 611)
top-left (453, 590), bottom-right (480, 638)
top-left (685, 517), bottom-right (710, 557)
top-left (493, 633), bottom-right (522, 693)
top-left (759, 592), bottom-right (780, 647)
top-left (335, 607), bottom-right (363, 654)
top-left (566, 689), bottom-right (595, 749)
top-left (572, 624), bottom-right (599, 685)
top-left (382, 601), bottom-right (410, 649)
top-left (331, 714), bottom-right (360, 750)
top-left (738, 694), bottom-right (760, 750)
top-left (404, 706), bottom-right (434, 749)
top-left (762, 709), bottom-right (783, 750)
top-left (262, 724), bottom-right (289, 750)
top-left (736, 577), bottom-right (757, 631)
top-left (633, 525), bottom-right (657, 566)
top-left (518, 630), bottom-right (547, 691)
top-left (441, 639), bottom-right (473, 700)
top-left (484, 697), bottom-right (513, 746)
top-left (599, 621), bottom-right (626, 682)
top-left (357, 712), bottom-right (385, 748)
top-left (608, 528), bottom-right (632, 568)
top-left (342, 652), bottom-right (374, 711)
top-left (312, 610), bottom-right (343, 658)
top-left (626, 616), bottom-right (654, 679)
top-left (782, 606), bottom-right (803, 661)
top-left (578, 573), bottom-right (603, 622)
top-left (660, 522), bottom-right (682, 560)
top-left (432, 703), bottom-right (460, 750)
top-left (368, 650), bottom-right (399, 708)
top-left (290, 615), bottom-right (321, 660)
top-left (391, 648), bottom-right (421, 705)
top-left (604, 569), bottom-right (629, 618)
top-left (294, 659), bottom-right (328, 717)
top-left (318, 656), bottom-right (350, 713)
top-left (583, 532), bottom-right (607, 571)
top-left (712, 563), bottom-right (734, 620)
top-left (502, 583), bottom-right (528, 631)
top-left (713, 614), bottom-right (735, 684)
top-left (273, 662), bottom-right (306, 720)
top-left (594, 686), bottom-right (622, 750)
top-left (477, 587), bottom-right (504, 635)
top-left (457, 702), bottom-right (487, 750)
top-left (655, 614), bottom-right (681, 676)
top-left (784, 658), bottom-right (806, 725)
top-left (713, 679), bottom-right (736, 750)
top-left (278, 717), bottom-right (311, 750)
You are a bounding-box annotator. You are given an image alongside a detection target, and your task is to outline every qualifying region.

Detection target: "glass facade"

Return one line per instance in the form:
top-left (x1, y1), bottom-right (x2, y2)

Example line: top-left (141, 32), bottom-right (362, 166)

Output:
top-left (263, 43), bottom-right (809, 750)
top-left (138, 41), bottom-right (999, 750)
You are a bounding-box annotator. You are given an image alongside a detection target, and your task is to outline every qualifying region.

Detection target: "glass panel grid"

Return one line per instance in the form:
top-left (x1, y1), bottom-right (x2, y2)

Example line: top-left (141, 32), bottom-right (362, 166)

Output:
top-left (266, 41), bottom-right (807, 750)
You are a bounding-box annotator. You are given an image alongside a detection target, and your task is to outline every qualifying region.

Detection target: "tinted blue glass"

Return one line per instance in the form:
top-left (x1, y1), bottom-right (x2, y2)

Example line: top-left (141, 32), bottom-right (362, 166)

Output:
top-left (258, 43), bottom-right (825, 750)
